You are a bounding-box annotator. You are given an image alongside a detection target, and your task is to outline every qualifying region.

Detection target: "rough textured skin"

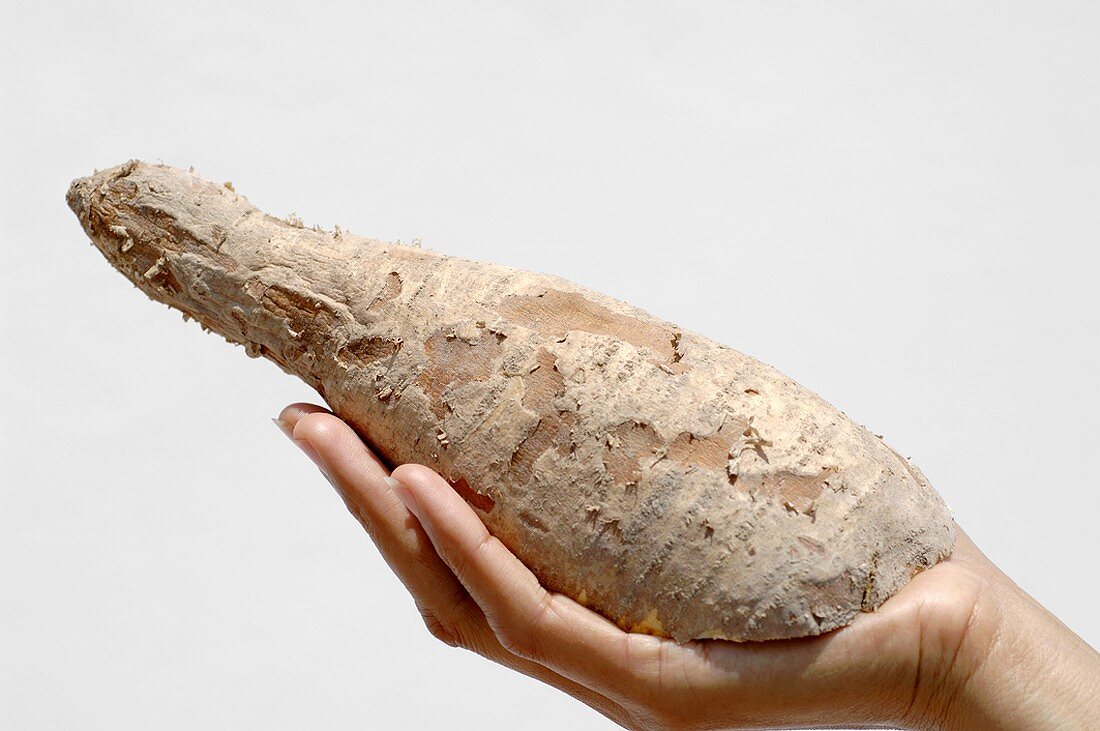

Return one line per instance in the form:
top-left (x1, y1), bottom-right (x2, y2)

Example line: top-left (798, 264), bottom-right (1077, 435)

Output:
top-left (67, 161), bottom-right (956, 642)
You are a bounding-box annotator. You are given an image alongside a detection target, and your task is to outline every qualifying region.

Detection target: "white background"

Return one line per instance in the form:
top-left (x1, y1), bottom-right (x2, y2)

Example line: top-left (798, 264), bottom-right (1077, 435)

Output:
top-left (3, 2), bottom-right (1098, 729)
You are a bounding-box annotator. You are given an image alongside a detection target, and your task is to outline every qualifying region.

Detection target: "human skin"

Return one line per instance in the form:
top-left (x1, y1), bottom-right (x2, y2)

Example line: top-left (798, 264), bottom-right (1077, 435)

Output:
top-left (276, 402), bottom-right (1100, 730)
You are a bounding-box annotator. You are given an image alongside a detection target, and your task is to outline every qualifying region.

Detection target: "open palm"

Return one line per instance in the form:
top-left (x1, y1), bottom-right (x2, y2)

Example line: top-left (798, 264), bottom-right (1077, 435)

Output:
top-left (278, 402), bottom-right (999, 730)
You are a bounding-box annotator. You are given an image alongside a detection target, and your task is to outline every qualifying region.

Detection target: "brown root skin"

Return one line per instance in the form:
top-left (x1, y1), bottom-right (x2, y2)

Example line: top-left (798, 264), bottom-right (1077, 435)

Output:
top-left (68, 161), bottom-right (956, 642)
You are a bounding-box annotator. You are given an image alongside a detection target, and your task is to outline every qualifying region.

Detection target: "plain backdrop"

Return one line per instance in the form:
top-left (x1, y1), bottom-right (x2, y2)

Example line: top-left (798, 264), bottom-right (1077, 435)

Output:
top-left (2, 2), bottom-right (1098, 729)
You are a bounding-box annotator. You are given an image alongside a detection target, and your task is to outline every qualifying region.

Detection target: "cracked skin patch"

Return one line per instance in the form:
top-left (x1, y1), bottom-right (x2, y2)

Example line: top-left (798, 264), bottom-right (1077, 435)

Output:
top-left (510, 348), bottom-right (576, 479)
top-left (498, 289), bottom-right (681, 364)
top-left (416, 328), bottom-right (506, 418)
top-left (602, 417), bottom-right (828, 513)
top-left (337, 336), bottom-right (401, 368)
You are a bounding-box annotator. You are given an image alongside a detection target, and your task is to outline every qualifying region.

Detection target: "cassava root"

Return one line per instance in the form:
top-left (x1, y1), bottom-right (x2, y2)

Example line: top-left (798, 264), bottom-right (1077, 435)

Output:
top-left (67, 161), bottom-right (955, 642)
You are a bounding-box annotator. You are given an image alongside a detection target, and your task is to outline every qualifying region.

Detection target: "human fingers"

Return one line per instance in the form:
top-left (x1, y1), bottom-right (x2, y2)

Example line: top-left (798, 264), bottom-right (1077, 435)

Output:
top-left (276, 404), bottom-right (494, 650)
top-left (277, 406), bottom-right (635, 725)
top-left (388, 463), bottom-right (663, 706)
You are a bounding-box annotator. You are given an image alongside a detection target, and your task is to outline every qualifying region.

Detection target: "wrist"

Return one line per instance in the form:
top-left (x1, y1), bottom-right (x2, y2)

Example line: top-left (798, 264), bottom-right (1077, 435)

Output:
top-left (912, 572), bottom-right (1100, 730)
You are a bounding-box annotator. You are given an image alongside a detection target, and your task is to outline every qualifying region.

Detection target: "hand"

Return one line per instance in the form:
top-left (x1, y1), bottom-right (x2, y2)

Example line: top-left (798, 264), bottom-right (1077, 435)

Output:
top-left (276, 403), bottom-right (1100, 730)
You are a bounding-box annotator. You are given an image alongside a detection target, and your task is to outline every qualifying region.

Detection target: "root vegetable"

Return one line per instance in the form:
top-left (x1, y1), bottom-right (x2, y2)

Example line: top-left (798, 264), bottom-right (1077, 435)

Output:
top-left (67, 161), bottom-right (955, 642)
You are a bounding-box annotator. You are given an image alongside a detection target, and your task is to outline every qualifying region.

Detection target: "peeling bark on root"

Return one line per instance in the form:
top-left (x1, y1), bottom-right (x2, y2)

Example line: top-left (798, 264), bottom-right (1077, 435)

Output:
top-left (67, 161), bottom-right (956, 642)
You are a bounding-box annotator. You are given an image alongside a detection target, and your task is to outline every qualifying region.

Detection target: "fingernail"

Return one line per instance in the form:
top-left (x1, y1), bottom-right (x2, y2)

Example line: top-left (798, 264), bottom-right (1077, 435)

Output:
top-left (272, 417), bottom-right (294, 440)
top-left (273, 416), bottom-right (332, 481)
top-left (386, 476), bottom-right (421, 520)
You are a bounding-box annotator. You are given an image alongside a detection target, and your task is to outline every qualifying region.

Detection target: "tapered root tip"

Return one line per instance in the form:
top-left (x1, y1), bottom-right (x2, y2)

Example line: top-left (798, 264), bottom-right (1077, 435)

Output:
top-left (66, 174), bottom-right (91, 220)
top-left (67, 160), bottom-right (143, 227)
